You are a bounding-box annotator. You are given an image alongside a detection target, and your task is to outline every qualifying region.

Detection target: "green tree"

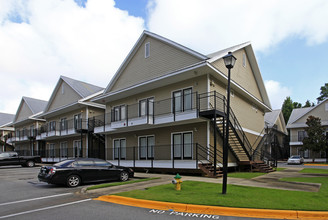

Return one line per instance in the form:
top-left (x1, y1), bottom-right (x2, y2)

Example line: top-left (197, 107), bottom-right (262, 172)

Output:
top-left (302, 116), bottom-right (326, 162)
top-left (282, 97), bottom-right (294, 123)
top-left (293, 102), bottom-right (302, 108)
top-left (317, 83), bottom-right (328, 103)
top-left (304, 100), bottom-right (315, 107)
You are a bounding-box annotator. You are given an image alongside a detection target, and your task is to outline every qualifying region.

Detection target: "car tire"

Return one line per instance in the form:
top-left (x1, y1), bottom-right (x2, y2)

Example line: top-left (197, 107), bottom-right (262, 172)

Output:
top-left (67, 175), bottom-right (81, 187)
top-left (120, 171), bottom-right (129, 182)
top-left (26, 160), bottom-right (35, 167)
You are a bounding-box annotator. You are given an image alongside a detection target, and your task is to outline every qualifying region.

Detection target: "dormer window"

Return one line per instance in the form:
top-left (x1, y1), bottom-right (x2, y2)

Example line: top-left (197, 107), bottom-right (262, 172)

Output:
top-left (145, 42), bottom-right (150, 58)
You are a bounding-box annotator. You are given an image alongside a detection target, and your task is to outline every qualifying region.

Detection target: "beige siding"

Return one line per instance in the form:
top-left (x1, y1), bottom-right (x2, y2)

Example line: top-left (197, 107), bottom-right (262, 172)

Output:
top-left (211, 49), bottom-right (263, 103)
top-left (16, 102), bottom-right (33, 122)
top-left (45, 137), bottom-right (87, 158)
top-left (110, 36), bottom-right (202, 92)
top-left (210, 76), bottom-right (265, 137)
top-left (105, 122), bottom-right (207, 160)
top-left (48, 81), bottom-right (82, 112)
top-left (107, 75), bottom-right (208, 112)
top-left (295, 100), bottom-right (328, 123)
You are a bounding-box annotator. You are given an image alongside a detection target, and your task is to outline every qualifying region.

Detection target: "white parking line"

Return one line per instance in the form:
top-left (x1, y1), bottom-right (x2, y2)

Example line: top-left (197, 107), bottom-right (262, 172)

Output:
top-left (0, 193), bottom-right (72, 206)
top-left (0, 198), bottom-right (92, 219)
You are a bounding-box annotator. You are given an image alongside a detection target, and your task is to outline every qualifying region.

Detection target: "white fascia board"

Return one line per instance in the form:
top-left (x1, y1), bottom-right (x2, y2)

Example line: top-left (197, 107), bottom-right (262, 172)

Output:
top-left (77, 100), bottom-right (106, 109)
top-left (207, 63), bottom-right (272, 112)
top-left (79, 89), bottom-right (105, 102)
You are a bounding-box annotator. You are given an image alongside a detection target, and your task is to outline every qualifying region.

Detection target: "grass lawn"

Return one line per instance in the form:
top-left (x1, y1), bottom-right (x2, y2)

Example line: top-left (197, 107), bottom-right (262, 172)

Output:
top-left (116, 178), bottom-right (328, 211)
top-left (87, 177), bottom-right (159, 190)
top-left (300, 168), bottom-right (328, 174)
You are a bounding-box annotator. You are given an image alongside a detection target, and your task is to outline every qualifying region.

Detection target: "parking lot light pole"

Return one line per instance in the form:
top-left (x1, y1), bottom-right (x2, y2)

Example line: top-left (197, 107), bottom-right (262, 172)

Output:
top-left (222, 51), bottom-right (237, 195)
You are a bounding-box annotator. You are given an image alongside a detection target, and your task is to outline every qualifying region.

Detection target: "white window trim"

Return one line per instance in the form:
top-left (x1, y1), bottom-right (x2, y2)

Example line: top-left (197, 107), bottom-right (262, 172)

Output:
top-left (145, 42), bottom-right (150, 58)
top-left (113, 138), bottom-right (126, 160)
top-left (138, 135), bottom-right (155, 159)
top-left (171, 131), bottom-right (193, 160)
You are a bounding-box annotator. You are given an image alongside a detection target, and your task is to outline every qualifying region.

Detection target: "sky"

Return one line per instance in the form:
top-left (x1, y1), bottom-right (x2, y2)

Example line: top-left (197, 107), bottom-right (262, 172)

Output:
top-left (0, 0), bottom-right (327, 115)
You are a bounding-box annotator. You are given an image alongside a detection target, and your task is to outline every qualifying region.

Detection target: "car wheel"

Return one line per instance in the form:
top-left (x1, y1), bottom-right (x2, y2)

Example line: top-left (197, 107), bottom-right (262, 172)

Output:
top-left (120, 171), bottom-right (129, 182)
top-left (67, 175), bottom-right (81, 187)
top-left (26, 160), bottom-right (35, 167)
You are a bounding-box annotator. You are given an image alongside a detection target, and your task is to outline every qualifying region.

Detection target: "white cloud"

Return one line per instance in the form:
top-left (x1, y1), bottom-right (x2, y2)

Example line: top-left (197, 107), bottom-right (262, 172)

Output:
top-left (265, 80), bottom-right (291, 110)
top-left (0, 0), bottom-right (145, 113)
top-left (147, 0), bottom-right (328, 54)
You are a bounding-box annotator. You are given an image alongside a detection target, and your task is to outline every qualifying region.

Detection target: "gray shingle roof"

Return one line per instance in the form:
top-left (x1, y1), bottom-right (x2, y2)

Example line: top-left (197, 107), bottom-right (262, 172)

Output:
top-left (61, 76), bottom-right (104, 98)
top-left (23, 97), bottom-right (48, 115)
top-left (287, 107), bottom-right (314, 126)
top-left (0, 113), bottom-right (15, 126)
top-left (265, 109), bottom-right (281, 127)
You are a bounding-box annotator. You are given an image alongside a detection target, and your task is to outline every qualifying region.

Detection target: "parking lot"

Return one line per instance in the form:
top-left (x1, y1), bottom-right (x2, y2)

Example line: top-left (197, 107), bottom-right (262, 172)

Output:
top-left (0, 165), bottom-right (278, 220)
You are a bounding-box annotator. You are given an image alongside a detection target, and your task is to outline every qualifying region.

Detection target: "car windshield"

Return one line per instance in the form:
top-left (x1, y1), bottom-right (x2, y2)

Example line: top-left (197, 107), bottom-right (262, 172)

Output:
top-left (291, 156), bottom-right (300, 159)
top-left (54, 160), bottom-right (75, 167)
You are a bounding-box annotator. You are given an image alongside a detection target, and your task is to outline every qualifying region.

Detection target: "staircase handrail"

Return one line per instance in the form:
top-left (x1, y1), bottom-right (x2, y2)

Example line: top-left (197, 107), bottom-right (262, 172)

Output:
top-left (226, 103), bottom-right (253, 160)
top-left (196, 143), bottom-right (223, 168)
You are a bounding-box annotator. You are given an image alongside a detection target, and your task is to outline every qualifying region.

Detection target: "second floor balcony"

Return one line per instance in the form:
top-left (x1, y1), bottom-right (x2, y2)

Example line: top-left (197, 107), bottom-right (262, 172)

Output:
top-left (36, 118), bottom-right (89, 140)
top-left (93, 91), bottom-right (226, 134)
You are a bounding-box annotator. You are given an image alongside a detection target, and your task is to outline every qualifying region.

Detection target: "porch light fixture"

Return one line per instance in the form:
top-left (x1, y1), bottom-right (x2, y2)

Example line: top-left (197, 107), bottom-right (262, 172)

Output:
top-left (222, 51), bottom-right (237, 195)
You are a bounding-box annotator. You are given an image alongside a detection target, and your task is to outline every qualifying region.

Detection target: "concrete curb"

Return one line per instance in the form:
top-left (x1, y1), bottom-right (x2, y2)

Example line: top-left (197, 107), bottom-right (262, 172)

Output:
top-left (304, 164), bottom-right (328, 167)
top-left (95, 195), bottom-right (328, 220)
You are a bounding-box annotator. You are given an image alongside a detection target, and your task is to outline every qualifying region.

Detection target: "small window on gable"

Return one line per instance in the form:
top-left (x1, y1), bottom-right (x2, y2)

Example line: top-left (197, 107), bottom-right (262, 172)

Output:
top-left (145, 42), bottom-right (150, 58)
top-left (325, 103), bottom-right (328, 111)
top-left (242, 53), bottom-right (246, 67)
top-left (62, 84), bottom-right (65, 94)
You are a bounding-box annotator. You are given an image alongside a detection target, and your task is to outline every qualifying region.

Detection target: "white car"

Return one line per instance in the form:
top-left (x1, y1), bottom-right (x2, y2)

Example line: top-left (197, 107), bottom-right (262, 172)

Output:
top-left (287, 155), bottom-right (304, 165)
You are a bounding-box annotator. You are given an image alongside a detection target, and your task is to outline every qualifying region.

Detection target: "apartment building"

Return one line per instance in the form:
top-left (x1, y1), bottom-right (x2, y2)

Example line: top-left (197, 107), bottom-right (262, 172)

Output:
top-left (38, 76), bottom-right (106, 162)
top-left (91, 31), bottom-right (272, 174)
top-left (287, 98), bottom-right (328, 160)
top-left (0, 112), bottom-right (15, 152)
top-left (7, 97), bottom-right (47, 155)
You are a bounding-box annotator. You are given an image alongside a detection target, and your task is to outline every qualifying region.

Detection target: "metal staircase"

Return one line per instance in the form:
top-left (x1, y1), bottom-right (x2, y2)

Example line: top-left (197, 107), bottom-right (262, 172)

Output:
top-left (198, 91), bottom-right (274, 173)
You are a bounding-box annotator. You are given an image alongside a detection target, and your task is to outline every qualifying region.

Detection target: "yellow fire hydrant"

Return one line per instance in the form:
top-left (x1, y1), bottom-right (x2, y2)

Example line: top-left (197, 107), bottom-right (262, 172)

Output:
top-left (172, 173), bottom-right (182, 191)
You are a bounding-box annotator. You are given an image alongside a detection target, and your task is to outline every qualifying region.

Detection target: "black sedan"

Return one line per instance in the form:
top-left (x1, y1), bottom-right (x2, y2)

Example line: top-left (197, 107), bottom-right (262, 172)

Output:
top-left (38, 158), bottom-right (134, 187)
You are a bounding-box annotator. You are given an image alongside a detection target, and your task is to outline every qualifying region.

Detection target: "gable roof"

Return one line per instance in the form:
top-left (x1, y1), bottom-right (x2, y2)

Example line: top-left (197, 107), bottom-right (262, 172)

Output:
top-left (104, 30), bottom-right (208, 93)
top-left (61, 76), bottom-right (104, 98)
top-left (0, 113), bottom-right (15, 127)
top-left (265, 109), bottom-right (288, 134)
top-left (13, 96), bottom-right (48, 123)
top-left (95, 31), bottom-right (271, 112)
top-left (207, 42), bottom-right (271, 110)
top-left (265, 109), bottom-right (281, 127)
top-left (287, 98), bottom-right (328, 128)
top-left (43, 75), bottom-right (104, 114)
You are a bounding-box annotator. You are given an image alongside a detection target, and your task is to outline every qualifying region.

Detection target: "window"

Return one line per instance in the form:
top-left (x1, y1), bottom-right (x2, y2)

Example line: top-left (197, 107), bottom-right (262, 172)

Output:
top-left (73, 140), bottom-right (82, 158)
top-left (48, 143), bottom-right (55, 157)
top-left (49, 121), bottom-right (56, 132)
top-left (173, 88), bottom-right (192, 113)
top-left (113, 139), bottom-right (126, 159)
top-left (298, 131), bottom-right (307, 141)
top-left (74, 114), bottom-right (82, 129)
top-left (242, 53), bottom-right (246, 67)
top-left (145, 42), bottom-right (150, 58)
top-left (139, 98), bottom-right (154, 117)
top-left (62, 84), bottom-right (65, 94)
top-left (139, 136), bottom-right (154, 159)
top-left (60, 118), bottom-right (67, 131)
top-left (60, 142), bottom-right (68, 158)
top-left (172, 132), bottom-right (192, 159)
top-left (16, 130), bottom-right (20, 138)
top-left (30, 125), bottom-right (35, 137)
top-left (112, 105), bottom-right (126, 122)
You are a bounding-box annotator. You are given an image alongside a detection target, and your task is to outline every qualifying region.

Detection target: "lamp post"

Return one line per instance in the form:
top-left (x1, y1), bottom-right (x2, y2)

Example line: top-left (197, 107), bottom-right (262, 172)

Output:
top-left (222, 51), bottom-right (237, 194)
